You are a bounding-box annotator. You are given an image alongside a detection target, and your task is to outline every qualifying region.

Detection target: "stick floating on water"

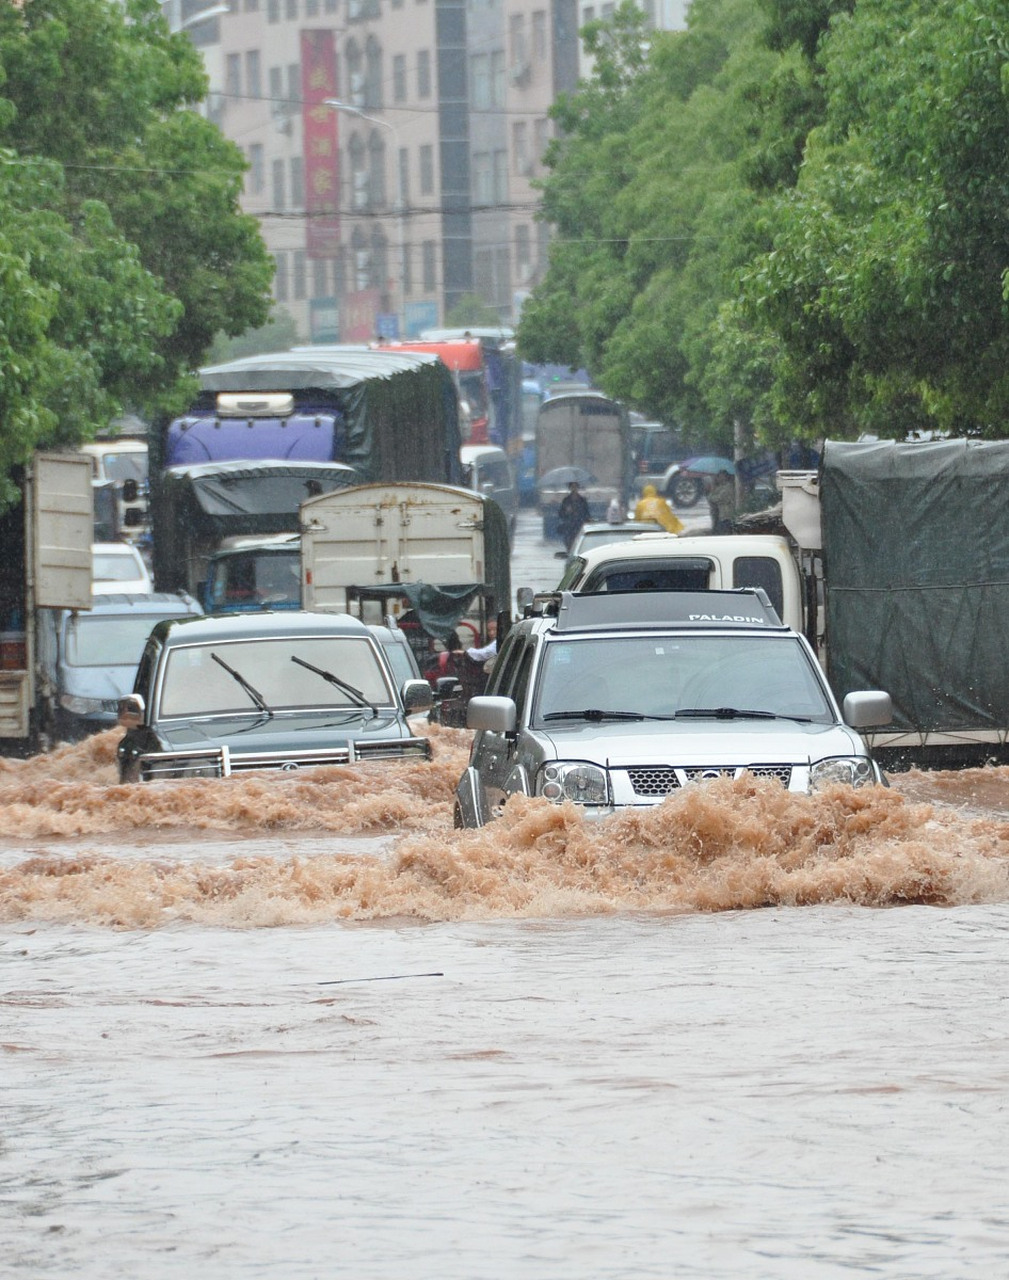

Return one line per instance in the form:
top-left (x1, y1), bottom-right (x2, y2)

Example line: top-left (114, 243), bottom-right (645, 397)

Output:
top-left (318, 971), bottom-right (445, 986)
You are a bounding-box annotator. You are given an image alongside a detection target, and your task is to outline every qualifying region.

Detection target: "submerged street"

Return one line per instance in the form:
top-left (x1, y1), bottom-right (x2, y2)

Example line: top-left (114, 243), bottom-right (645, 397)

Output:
top-left (4, 510), bottom-right (1009, 1278)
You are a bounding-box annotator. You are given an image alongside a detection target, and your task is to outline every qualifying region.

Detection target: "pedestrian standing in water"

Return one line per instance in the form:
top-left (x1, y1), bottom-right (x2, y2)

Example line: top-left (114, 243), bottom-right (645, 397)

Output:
top-left (707, 469), bottom-right (737, 533)
top-left (557, 480), bottom-right (591, 551)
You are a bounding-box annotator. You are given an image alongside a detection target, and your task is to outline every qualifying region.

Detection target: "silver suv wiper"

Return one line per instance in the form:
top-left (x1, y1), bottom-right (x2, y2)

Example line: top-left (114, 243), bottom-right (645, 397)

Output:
top-left (542, 709), bottom-right (676, 722)
top-left (211, 653), bottom-right (272, 717)
top-left (674, 707), bottom-right (815, 723)
top-left (291, 655), bottom-right (378, 716)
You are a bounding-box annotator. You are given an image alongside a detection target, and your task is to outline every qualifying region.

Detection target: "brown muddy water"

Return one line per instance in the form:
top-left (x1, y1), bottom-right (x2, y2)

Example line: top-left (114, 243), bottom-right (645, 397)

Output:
top-left (4, 726), bottom-right (1009, 1277)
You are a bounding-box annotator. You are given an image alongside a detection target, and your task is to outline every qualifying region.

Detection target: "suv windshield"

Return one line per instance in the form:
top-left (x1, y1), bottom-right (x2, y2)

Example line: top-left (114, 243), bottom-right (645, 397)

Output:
top-left (159, 636), bottom-right (394, 717)
top-left (532, 633), bottom-right (834, 725)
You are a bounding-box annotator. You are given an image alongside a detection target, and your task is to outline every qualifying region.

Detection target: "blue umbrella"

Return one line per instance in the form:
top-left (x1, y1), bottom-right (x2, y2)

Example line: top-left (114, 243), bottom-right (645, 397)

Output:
top-left (681, 455), bottom-right (735, 476)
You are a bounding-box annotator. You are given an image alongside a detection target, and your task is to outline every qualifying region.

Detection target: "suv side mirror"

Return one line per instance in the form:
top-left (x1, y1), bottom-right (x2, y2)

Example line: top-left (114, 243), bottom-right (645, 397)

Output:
top-left (402, 679), bottom-right (435, 713)
top-left (118, 692), bottom-right (146, 728)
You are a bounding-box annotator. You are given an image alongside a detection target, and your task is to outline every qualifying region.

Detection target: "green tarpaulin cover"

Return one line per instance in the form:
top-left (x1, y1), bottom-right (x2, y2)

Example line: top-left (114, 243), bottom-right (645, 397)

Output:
top-left (821, 438), bottom-right (1009, 734)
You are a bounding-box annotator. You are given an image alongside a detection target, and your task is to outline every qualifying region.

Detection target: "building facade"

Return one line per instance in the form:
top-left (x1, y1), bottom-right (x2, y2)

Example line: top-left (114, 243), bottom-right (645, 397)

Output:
top-left (171, 0), bottom-right (686, 342)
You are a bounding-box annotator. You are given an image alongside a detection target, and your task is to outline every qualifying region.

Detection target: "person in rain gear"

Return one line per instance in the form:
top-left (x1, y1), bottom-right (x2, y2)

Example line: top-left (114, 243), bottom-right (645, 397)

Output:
top-left (557, 481), bottom-right (591, 550)
top-left (707, 469), bottom-right (737, 533)
top-left (633, 484), bottom-right (684, 534)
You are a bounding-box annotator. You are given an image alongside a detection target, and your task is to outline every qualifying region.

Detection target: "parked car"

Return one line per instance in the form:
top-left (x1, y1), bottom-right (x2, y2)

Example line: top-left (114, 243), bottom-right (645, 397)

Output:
top-left (92, 541), bottom-right (153, 595)
top-left (116, 611), bottom-right (434, 782)
top-left (460, 444), bottom-right (518, 539)
top-left (555, 533), bottom-right (805, 633)
top-left (629, 423), bottom-right (695, 500)
top-left (454, 588), bottom-right (891, 826)
top-left (38, 592), bottom-right (202, 742)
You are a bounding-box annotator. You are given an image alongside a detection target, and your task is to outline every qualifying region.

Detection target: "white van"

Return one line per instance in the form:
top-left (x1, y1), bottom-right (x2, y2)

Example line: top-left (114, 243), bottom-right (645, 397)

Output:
top-left (555, 532), bottom-right (804, 634)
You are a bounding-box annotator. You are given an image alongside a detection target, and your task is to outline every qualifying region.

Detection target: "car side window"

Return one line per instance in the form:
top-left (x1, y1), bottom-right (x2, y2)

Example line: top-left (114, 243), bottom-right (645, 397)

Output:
top-left (135, 639), bottom-right (159, 700)
top-left (509, 644), bottom-right (535, 720)
top-left (486, 631), bottom-right (525, 697)
top-left (733, 556), bottom-right (784, 619)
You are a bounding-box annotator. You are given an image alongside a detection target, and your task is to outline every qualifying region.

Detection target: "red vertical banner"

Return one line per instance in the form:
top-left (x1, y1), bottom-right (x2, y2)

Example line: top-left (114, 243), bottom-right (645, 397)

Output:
top-left (301, 30), bottom-right (340, 258)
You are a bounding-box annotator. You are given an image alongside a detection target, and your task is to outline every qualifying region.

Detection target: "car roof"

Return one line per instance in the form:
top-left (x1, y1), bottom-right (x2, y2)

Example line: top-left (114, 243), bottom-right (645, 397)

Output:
top-left (156, 609), bottom-right (373, 646)
top-left (88, 592), bottom-right (201, 614)
top-left (573, 532), bottom-right (793, 567)
top-left (520, 588), bottom-right (784, 634)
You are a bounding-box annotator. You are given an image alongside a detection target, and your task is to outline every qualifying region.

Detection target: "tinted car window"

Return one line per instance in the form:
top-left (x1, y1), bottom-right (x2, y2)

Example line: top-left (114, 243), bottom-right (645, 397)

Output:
top-left (733, 556), bottom-right (784, 619)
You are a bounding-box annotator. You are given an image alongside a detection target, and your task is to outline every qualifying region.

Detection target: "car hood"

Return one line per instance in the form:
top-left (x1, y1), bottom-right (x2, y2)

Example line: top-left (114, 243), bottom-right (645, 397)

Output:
top-left (156, 709), bottom-right (410, 754)
top-left (533, 717), bottom-right (866, 764)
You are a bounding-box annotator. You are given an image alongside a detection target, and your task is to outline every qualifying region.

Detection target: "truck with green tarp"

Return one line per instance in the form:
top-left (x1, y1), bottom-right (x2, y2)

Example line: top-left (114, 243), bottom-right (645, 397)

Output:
top-left (779, 438), bottom-right (1009, 765)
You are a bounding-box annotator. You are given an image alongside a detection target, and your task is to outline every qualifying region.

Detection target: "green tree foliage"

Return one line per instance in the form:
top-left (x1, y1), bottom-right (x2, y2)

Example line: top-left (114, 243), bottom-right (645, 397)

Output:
top-left (0, 0), bottom-right (272, 490)
top-left (522, 0), bottom-right (1009, 447)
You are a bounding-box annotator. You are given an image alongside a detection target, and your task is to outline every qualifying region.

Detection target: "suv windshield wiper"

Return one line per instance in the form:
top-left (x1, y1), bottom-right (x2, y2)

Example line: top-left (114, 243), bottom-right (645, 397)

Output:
top-left (674, 707), bottom-right (815, 723)
top-left (211, 652), bottom-right (272, 717)
top-left (542, 709), bottom-right (675, 722)
top-left (291, 655), bottom-right (378, 716)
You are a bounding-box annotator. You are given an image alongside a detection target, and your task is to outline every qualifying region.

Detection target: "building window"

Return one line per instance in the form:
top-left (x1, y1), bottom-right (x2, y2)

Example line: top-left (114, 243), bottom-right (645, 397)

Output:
top-left (397, 146), bottom-right (409, 208)
top-left (473, 151), bottom-right (493, 205)
top-left (290, 155), bottom-right (305, 207)
top-left (312, 258), bottom-right (329, 297)
top-left (512, 121), bottom-right (529, 175)
top-left (245, 0), bottom-right (260, 10)
top-left (419, 143), bottom-right (434, 195)
top-left (532, 10), bottom-right (547, 60)
top-left (324, 0), bottom-right (337, 10)
top-left (471, 53), bottom-right (491, 111)
top-left (393, 54), bottom-right (406, 102)
top-left (248, 143), bottom-right (265, 194)
top-left (369, 131), bottom-right (386, 206)
top-left (305, 0), bottom-right (319, 13)
top-left (509, 14), bottom-right (527, 72)
top-left (491, 49), bottom-right (505, 106)
top-left (272, 158), bottom-right (285, 208)
top-left (287, 63), bottom-right (300, 103)
top-left (417, 49), bottom-right (431, 98)
top-left (285, 0), bottom-right (298, 19)
top-left (422, 240), bottom-right (437, 292)
top-left (534, 117), bottom-right (549, 161)
top-left (275, 251), bottom-right (289, 302)
top-left (225, 53), bottom-right (241, 99)
top-left (493, 149), bottom-right (508, 202)
top-left (245, 51), bottom-right (261, 102)
top-left (269, 65), bottom-right (283, 103)
top-left (293, 250), bottom-right (307, 300)
top-left (267, 0), bottom-right (280, 20)
top-left (365, 36), bottom-right (383, 110)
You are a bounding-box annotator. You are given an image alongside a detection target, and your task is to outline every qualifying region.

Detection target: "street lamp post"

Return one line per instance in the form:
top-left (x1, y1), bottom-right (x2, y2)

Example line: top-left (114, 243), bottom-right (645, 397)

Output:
top-left (324, 98), bottom-right (405, 337)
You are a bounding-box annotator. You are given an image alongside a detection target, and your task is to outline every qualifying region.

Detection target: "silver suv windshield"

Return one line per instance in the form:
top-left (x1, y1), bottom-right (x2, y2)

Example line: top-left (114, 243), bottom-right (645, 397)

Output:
top-left (159, 637), bottom-right (394, 718)
top-left (532, 633), bottom-right (834, 725)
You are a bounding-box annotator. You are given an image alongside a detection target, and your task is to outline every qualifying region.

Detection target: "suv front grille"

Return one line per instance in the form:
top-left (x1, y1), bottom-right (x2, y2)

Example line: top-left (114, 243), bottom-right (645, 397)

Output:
top-left (627, 763), bottom-right (793, 796)
top-left (627, 766), bottom-right (680, 797)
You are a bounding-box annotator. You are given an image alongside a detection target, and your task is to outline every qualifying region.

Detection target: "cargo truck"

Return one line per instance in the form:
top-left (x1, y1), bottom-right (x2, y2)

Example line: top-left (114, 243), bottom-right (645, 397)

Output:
top-left (780, 438), bottom-right (1009, 765)
top-left (0, 453), bottom-right (94, 755)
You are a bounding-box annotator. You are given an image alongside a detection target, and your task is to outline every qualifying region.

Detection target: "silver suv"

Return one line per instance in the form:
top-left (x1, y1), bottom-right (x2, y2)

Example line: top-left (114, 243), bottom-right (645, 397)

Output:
top-left (454, 589), bottom-right (891, 826)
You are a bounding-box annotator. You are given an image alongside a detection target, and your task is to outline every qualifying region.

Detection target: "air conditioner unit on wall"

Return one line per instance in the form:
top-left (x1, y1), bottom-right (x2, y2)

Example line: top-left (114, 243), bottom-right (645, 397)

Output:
top-left (508, 60), bottom-right (530, 86)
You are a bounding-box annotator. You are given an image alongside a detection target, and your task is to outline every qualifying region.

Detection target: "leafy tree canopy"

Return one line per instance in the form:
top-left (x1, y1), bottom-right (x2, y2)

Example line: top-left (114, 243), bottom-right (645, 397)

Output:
top-left (520, 0), bottom-right (1009, 449)
top-left (0, 0), bottom-right (272, 494)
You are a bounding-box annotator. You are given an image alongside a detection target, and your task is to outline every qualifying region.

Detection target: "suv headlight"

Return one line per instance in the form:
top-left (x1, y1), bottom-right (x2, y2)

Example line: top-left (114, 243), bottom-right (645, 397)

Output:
top-left (810, 756), bottom-right (877, 789)
top-left (537, 761), bottom-right (610, 805)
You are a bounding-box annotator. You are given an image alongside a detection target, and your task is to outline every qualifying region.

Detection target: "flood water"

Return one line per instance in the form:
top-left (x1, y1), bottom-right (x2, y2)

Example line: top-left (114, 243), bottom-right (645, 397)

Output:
top-left (5, 513), bottom-right (1009, 1276)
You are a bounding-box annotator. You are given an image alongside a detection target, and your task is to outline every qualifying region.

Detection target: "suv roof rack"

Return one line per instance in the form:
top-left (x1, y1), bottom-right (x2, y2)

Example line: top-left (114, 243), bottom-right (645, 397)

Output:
top-left (549, 588), bottom-right (782, 632)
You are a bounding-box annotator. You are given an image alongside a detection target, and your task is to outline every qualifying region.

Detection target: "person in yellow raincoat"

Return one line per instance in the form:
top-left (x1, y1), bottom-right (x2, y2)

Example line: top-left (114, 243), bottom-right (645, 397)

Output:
top-left (633, 483), bottom-right (684, 534)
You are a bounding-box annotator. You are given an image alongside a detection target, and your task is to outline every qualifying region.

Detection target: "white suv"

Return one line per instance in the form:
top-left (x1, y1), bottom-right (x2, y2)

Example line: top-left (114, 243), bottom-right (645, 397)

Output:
top-left (454, 589), bottom-right (891, 827)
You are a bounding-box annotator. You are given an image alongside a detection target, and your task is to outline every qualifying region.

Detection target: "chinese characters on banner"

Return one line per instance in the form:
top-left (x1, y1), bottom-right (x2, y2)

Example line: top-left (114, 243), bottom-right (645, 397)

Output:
top-left (301, 30), bottom-right (340, 258)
